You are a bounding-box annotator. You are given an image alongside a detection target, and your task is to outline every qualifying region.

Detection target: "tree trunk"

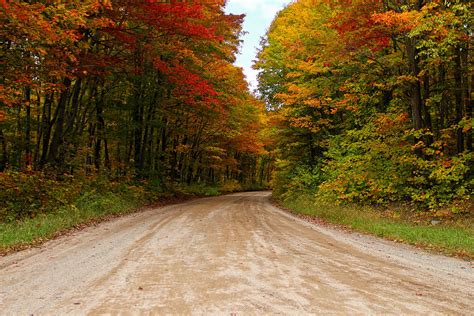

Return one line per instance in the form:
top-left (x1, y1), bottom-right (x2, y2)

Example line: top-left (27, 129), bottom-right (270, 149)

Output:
top-left (423, 75), bottom-right (433, 146)
top-left (132, 83), bottom-right (144, 174)
top-left (406, 39), bottom-right (423, 132)
top-left (65, 78), bottom-right (83, 136)
top-left (24, 87), bottom-right (32, 168)
top-left (467, 70), bottom-right (473, 152)
top-left (454, 48), bottom-right (465, 153)
top-left (0, 129), bottom-right (7, 171)
top-left (462, 43), bottom-right (472, 152)
top-left (406, 38), bottom-right (424, 156)
top-left (39, 92), bottom-right (54, 167)
top-left (48, 78), bottom-right (72, 165)
top-left (94, 91), bottom-right (105, 171)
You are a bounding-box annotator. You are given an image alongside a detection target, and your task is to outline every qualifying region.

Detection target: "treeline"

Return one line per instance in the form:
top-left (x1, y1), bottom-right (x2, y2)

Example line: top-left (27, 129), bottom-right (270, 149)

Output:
top-left (256, 0), bottom-right (472, 208)
top-left (0, 0), bottom-right (272, 188)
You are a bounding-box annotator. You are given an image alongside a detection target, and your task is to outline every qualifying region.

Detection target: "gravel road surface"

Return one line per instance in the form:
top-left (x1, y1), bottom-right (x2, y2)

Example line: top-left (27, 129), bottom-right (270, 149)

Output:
top-left (0, 191), bottom-right (472, 314)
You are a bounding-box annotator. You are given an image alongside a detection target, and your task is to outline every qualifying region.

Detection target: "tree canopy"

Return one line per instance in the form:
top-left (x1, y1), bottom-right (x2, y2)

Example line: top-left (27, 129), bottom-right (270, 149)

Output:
top-left (0, 0), bottom-right (272, 190)
top-left (255, 0), bottom-right (472, 209)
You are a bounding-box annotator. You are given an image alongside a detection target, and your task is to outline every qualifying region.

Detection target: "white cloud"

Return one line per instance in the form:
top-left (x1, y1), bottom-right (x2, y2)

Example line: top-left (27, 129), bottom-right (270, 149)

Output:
top-left (225, 0), bottom-right (291, 90)
top-left (234, 0), bottom-right (261, 11)
top-left (227, 0), bottom-right (288, 13)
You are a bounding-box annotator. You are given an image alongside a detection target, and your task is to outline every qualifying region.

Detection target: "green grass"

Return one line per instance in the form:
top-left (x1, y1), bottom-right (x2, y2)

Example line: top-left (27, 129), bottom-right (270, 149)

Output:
top-left (281, 193), bottom-right (474, 258)
top-left (176, 181), bottom-right (270, 196)
top-left (0, 190), bottom-right (146, 253)
top-left (0, 179), bottom-right (269, 255)
top-left (176, 183), bottom-right (221, 196)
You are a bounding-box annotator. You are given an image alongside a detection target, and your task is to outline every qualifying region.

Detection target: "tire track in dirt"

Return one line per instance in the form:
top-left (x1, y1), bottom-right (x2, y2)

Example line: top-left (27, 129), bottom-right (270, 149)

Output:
top-left (0, 192), bottom-right (472, 314)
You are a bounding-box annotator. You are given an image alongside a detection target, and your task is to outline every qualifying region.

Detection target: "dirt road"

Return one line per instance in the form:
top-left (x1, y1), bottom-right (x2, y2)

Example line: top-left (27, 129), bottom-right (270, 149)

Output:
top-left (0, 192), bottom-right (472, 314)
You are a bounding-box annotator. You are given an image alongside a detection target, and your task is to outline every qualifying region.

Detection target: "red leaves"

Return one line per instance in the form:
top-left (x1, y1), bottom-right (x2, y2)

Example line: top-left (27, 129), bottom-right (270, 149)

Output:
top-left (1, 0), bottom-right (234, 109)
top-left (119, 1), bottom-right (220, 42)
top-left (154, 58), bottom-right (219, 110)
top-left (330, 0), bottom-right (391, 52)
top-left (97, 0), bottom-right (232, 112)
top-left (103, 27), bottom-right (138, 47)
top-left (169, 64), bottom-right (219, 110)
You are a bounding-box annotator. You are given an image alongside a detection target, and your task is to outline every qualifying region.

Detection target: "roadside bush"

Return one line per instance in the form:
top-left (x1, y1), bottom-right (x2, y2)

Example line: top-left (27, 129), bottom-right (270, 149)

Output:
top-left (401, 152), bottom-right (472, 209)
top-left (319, 121), bottom-right (406, 204)
top-left (0, 172), bottom-right (153, 223)
top-left (177, 183), bottom-right (221, 196)
top-left (242, 182), bottom-right (271, 191)
top-left (318, 113), bottom-right (472, 209)
top-left (272, 160), bottom-right (323, 201)
top-left (0, 171), bottom-right (83, 222)
top-left (220, 180), bottom-right (243, 193)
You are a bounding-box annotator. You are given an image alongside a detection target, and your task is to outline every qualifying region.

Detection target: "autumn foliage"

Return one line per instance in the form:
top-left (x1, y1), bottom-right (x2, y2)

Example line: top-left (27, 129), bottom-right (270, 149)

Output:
top-left (0, 0), bottom-right (272, 221)
top-left (256, 0), bottom-right (472, 209)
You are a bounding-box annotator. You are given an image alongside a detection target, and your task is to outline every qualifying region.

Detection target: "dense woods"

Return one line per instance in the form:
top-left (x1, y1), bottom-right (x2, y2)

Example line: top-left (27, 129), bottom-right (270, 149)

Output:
top-left (0, 0), bottom-right (472, 228)
top-left (256, 0), bottom-right (472, 209)
top-left (0, 0), bottom-right (272, 221)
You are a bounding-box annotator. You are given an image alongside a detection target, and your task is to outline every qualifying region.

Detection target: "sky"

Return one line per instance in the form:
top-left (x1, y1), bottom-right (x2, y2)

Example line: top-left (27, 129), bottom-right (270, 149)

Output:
top-left (224, 0), bottom-right (292, 91)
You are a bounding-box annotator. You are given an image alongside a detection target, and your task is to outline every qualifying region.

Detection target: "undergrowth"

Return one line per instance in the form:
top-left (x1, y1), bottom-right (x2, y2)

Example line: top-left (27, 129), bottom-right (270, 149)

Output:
top-left (0, 171), bottom-right (269, 254)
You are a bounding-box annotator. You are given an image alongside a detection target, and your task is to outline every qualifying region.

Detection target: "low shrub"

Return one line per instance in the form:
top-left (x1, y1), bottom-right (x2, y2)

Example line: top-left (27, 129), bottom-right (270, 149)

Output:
top-left (317, 114), bottom-right (472, 209)
top-left (0, 171), bottom-right (83, 222)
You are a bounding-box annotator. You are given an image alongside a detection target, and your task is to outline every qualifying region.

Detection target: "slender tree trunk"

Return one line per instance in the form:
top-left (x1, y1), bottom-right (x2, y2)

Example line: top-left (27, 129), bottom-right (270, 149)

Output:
top-left (467, 71), bottom-right (473, 152)
top-left (94, 91), bottom-right (105, 171)
top-left (438, 65), bottom-right (447, 131)
top-left (14, 101), bottom-right (22, 168)
top-left (39, 92), bottom-right (54, 167)
top-left (48, 78), bottom-right (72, 165)
top-left (24, 87), bottom-right (32, 168)
top-left (463, 44), bottom-right (472, 152)
top-left (454, 48), bottom-right (465, 153)
top-left (406, 39), bottom-right (423, 132)
top-left (0, 129), bottom-right (7, 171)
top-left (132, 81), bottom-right (144, 174)
top-left (33, 89), bottom-right (42, 168)
top-left (423, 75), bottom-right (433, 146)
top-left (86, 120), bottom-right (96, 175)
top-left (406, 38), bottom-right (424, 156)
top-left (65, 78), bottom-right (83, 136)
top-left (160, 118), bottom-right (167, 160)
top-left (104, 139), bottom-right (111, 170)
top-left (170, 136), bottom-right (179, 180)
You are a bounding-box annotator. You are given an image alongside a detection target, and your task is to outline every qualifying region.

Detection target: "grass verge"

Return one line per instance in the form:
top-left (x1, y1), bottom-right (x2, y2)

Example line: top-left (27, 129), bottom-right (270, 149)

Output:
top-left (0, 188), bottom-right (190, 255)
top-left (278, 193), bottom-right (474, 259)
top-left (0, 178), bottom-right (269, 256)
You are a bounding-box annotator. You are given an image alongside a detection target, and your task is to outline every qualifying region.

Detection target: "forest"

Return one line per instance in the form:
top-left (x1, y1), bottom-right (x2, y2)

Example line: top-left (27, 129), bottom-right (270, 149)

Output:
top-left (1, 1), bottom-right (473, 310)
top-left (1, 0), bottom-right (272, 224)
top-left (256, 0), bottom-right (472, 210)
top-left (0, 0), bottom-right (472, 251)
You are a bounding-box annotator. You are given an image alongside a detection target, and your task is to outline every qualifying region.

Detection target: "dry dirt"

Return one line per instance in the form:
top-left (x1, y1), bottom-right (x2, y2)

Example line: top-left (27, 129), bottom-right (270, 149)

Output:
top-left (0, 191), bottom-right (472, 315)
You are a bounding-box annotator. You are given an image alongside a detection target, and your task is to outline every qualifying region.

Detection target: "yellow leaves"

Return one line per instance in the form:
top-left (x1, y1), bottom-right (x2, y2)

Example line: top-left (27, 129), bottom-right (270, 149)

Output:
top-left (287, 84), bottom-right (303, 94)
top-left (286, 72), bottom-right (303, 79)
top-left (396, 75), bottom-right (418, 85)
top-left (99, 0), bottom-right (112, 9)
top-left (176, 144), bottom-right (191, 154)
top-left (36, 47), bottom-right (48, 56)
top-left (90, 0), bottom-right (112, 11)
top-left (303, 99), bottom-right (322, 108)
top-left (89, 17), bottom-right (114, 28)
top-left (289, 116), bottom-right (314, 130)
